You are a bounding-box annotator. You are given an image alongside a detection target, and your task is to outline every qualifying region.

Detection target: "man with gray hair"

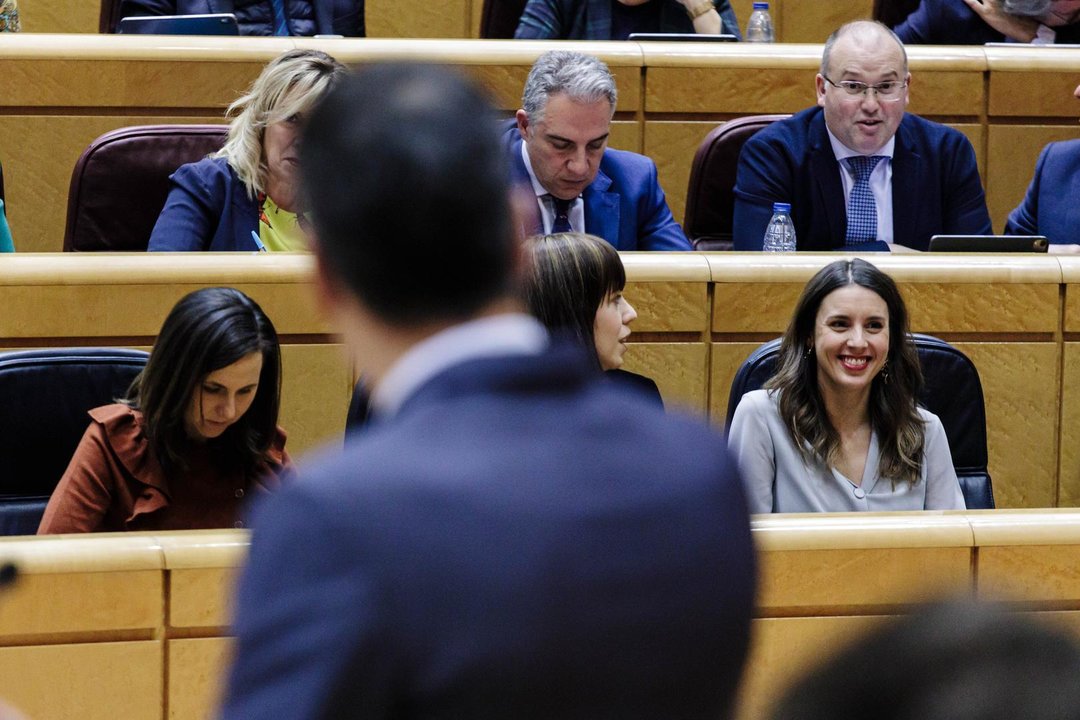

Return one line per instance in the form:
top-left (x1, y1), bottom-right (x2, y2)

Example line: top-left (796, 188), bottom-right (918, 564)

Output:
top-left (733, 20), bottom-right (991, 251)
top-left (505, 50), bottom-right (691, 250)
top-left (894, 0), bottom-right (1080, 44)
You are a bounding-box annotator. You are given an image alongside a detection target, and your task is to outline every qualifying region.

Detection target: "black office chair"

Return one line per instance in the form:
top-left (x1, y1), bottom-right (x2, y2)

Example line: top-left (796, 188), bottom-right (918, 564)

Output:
top-left (726, 334), bottom-right (995, 509)
top-left (0, 348), bottom-right (150, 534)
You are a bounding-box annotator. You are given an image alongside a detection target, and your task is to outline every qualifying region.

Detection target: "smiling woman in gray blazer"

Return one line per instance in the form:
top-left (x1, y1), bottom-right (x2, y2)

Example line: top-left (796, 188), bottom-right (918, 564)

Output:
top-left (727, 259), bottom-right (964, 513)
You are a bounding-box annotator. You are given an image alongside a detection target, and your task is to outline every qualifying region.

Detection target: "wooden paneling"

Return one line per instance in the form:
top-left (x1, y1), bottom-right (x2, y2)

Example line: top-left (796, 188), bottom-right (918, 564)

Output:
top-left (737, 615), bottom-right (886, 720)
top-left (1062, 343), bottom-right (1080, 507)
top-left (781, 1), bottom-right (873, 43)
top-left (711, 341), bottom-right (770, 426)
top-left (979, 545), bottom-right (1080, 603)
top-left (168, 638), bottom-right (233, 720)
top-left (366, 0), bottom-right (471, 38)
top-left (645, 120), bottom-right (719, 226)
top-left (954, 343), bottom-right (1060, 509)
top-left (624, 280), bottom-right (708, 332)
top-left (0, 642), bottom-right (162, 720)
top-left (986, 125), bottom-right (1080, 234)
top-left (623, 343), bottom-right (708, 414)
top-left (279, 344), bottom-right (351, 454)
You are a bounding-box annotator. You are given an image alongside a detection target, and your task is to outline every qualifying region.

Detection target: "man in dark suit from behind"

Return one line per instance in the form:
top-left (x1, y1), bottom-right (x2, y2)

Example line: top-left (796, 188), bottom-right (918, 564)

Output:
top-left (218, 63), bottom-right (756, 720)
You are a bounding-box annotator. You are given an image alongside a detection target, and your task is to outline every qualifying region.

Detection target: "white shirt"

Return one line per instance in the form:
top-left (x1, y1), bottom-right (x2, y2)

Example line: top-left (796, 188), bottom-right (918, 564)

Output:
top-left (521, 141), bottom-right (585, 234)
top-left (826, 127), bottom-right (896, 245)
top-left (370, 314), bottom-right (549, 419)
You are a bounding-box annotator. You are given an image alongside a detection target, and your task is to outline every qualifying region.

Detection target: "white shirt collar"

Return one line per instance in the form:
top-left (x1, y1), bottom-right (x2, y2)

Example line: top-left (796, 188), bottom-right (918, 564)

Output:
top-left (521, 141), bottom-right (551, 199)
top-left (825, 125), bottom-right (896, 163)
top-left (370, 313), bottom-right (549, 418)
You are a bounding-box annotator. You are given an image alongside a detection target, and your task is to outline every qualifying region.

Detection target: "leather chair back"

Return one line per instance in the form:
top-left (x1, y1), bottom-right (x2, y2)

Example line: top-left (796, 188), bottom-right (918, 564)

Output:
top-left (64, 125), bottom-right (229, 252)
top-left (100, 0), bottom-right (122, 32)
top-left (873, 0), bottom-right (921, 29)
top-left (684, 115), bottom-right (788, 250)
top-left (725, 334), bottom-right (995, 509)
top-left (480, 0), bottom-right (528, 37)
top-left (0, 348), bottom-right (149, 535)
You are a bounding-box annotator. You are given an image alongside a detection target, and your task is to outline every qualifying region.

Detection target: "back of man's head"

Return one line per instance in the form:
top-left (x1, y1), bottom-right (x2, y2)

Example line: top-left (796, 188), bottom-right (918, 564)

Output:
top-left (301, 63), bottom-right (515, 326)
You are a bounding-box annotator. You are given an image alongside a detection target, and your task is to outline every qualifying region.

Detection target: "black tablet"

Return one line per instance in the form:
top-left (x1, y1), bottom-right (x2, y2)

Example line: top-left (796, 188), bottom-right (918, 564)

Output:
top-left (119, 13), bottom-right (239, 35)
top-left (627, 33), bottom-right (738, 42)
top-left (928, 235), bottom-right (1049, 253)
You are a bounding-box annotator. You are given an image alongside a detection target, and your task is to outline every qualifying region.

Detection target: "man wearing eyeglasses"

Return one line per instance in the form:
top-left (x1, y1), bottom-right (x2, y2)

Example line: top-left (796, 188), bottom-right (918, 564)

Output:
top-left (733, 20), bottom-right (991, 251)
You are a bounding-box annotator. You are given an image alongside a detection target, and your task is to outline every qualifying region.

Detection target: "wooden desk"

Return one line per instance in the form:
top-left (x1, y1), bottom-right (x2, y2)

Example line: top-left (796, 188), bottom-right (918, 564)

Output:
top-left (2, 510), bottom-right (1078, 719)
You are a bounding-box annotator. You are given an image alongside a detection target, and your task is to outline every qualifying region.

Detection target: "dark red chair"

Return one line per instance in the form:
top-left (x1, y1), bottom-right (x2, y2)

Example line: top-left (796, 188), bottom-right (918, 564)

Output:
top-left (100, 0), bottom-right (122, 32)
top-left (480, 0), bottom-right (529, 38)
top-left (64, 125), bottom-right (228, 252)
top-left (683, 115), bottom-right (788, 251)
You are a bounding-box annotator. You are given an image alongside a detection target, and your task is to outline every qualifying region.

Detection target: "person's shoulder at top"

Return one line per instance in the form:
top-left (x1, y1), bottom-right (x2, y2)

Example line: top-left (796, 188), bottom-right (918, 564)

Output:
top-left (742, 107), bottom-right (821, 148)
top-left (600, 145), bottom-right (659, 174)
top-left (896, 112), bottom-right (969, 147)
top-left (170, 155), bottom-right (238, 184)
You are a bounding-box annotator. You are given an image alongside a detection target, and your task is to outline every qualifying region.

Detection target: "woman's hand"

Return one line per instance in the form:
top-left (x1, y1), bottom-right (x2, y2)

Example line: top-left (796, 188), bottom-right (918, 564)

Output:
top-left (674, 0), bottom-right (722, 34)
top-left (961, 0), bottom-right (1040, 42)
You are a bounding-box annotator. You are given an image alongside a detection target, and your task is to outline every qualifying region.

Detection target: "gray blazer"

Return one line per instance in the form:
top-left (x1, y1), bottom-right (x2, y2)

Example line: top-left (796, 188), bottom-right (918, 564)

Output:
top-left (727, 389), bottom-right (965, 514)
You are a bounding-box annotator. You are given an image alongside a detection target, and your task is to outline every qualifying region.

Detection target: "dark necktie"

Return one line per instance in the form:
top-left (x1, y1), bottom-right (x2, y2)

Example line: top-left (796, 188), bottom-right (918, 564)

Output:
top-left (551, 196), bottom-right (573, 234)
top-left (270, 0), bottom-right (289, 36)
top-left (844, 155), bottom-right (886, 244)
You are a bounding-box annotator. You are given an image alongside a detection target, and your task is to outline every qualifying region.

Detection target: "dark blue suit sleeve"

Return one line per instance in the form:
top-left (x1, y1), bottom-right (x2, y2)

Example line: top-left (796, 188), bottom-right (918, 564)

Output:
top-left (515, 0), bottom-right (563, 38)
top-left (942, 131), bottom-right (992, 236)
top-left (1004, 143), bottom-right (1050, 236)
top-left (119, 0), bottom-right (176, 17)
top-left (219, 486), bottom-right (389, 720)
top-left (892, 0), bottom-right (934, 43)
top-left (148, 162), bottom-right (225, 252)
top-left (637, 161), bottom-right (691, 251)
top-left (732, 134), bottom-right (788, 250)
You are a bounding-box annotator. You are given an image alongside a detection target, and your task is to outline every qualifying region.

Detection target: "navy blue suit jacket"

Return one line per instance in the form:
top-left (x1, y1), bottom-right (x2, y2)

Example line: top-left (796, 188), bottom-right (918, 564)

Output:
top-left (119, 0), bottom-right (364, 36)
top-left (148, 158), bottom-right (261, 252)
top-left (732, 107), bottom-right (991, 251)
top-left (221, 343), bottom-right (755, 720)
top-left (894, 0), bottom-right (1080, 44)
top-left (503, 122), bottom-right (691, 251)
top-left (1005, 139), bottom-right (1080, 244)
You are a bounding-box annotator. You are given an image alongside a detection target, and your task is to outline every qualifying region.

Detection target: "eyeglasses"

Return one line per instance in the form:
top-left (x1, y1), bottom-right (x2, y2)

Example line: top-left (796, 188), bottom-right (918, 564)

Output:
top-left (823, 76), bottom-right (908, 102)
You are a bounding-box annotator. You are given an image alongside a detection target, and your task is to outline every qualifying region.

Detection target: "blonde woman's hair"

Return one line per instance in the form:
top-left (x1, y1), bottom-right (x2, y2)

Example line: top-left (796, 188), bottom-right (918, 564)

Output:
top-left (216, 49), bottom-right (346, 199)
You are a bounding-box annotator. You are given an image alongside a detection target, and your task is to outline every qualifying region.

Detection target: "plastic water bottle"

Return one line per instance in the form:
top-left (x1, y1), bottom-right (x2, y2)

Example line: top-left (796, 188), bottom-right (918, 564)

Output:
top-left (745, 1), bottom-right (774, 43)
top-left (763, 202), bottom-right (796, 252)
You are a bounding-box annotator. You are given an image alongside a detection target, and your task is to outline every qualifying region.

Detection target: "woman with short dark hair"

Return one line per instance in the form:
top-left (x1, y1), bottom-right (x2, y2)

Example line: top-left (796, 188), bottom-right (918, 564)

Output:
top-left (39, 287), bottom-right (289, 533)
top-left (727, 259), bottom-right (963, 513)
top-left (524, 232), bottom-right (661, 405)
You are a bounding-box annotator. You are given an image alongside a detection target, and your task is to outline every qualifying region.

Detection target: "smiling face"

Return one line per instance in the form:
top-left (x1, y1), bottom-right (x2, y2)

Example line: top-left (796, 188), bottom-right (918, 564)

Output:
top-left (816, 27), bottom-right (909, 155)
top-left (594, 291), bottom-right (637, 371)
top-left (813, 284), bottom-right (890, 400)
top-left (185, 351), bottom-right (264, 441)
top-left (516, 93), bottom-right (612, 201)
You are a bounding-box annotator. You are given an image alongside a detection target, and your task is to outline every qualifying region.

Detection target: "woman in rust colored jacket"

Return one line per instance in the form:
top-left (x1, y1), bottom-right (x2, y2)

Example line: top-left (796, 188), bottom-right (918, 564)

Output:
top-left (39, 287), bottom-right (290, 533)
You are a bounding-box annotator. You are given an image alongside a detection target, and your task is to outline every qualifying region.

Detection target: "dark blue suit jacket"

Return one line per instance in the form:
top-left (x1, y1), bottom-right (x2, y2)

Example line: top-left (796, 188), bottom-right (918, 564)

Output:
top-left (1005, 139), bottom-right (1080, 244)
top-left (148, 157), bottom-right (261, 252)
top-left (119, 0), bottom-right (364, 36)
top-left (732, 107), bottom-right (991, 251)
top-left (894, 0), bottom-right (1080, 44)
top-left (221, 343), bottom-right (755, 720)
top-left (502, 122), bottom-right (691, 251)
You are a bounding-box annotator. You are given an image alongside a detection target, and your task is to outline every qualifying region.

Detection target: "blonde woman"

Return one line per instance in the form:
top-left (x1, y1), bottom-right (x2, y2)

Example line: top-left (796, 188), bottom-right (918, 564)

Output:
top-left (149, 49), bottom-right (345, 252)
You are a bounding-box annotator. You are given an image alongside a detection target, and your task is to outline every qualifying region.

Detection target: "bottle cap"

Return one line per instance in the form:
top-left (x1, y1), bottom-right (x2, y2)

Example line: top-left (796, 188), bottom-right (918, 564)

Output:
top-left (752, 2), bottom-right (769, 8)
top-left (772, 202), bottom-right (791, 212)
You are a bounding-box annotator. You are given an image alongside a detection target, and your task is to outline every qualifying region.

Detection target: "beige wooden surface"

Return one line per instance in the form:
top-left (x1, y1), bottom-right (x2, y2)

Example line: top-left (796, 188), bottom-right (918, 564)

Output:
top-left (0, 513), bottom-right (1076, 718)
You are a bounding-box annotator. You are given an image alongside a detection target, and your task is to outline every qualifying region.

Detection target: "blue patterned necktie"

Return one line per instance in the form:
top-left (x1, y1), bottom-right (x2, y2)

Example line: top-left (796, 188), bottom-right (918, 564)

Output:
top-left (551, 196), bottom-right (573, 234)
top-left (844, 155), bottom-right (886, 244)
top-left (270, 0), bottom-right (289, 36)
